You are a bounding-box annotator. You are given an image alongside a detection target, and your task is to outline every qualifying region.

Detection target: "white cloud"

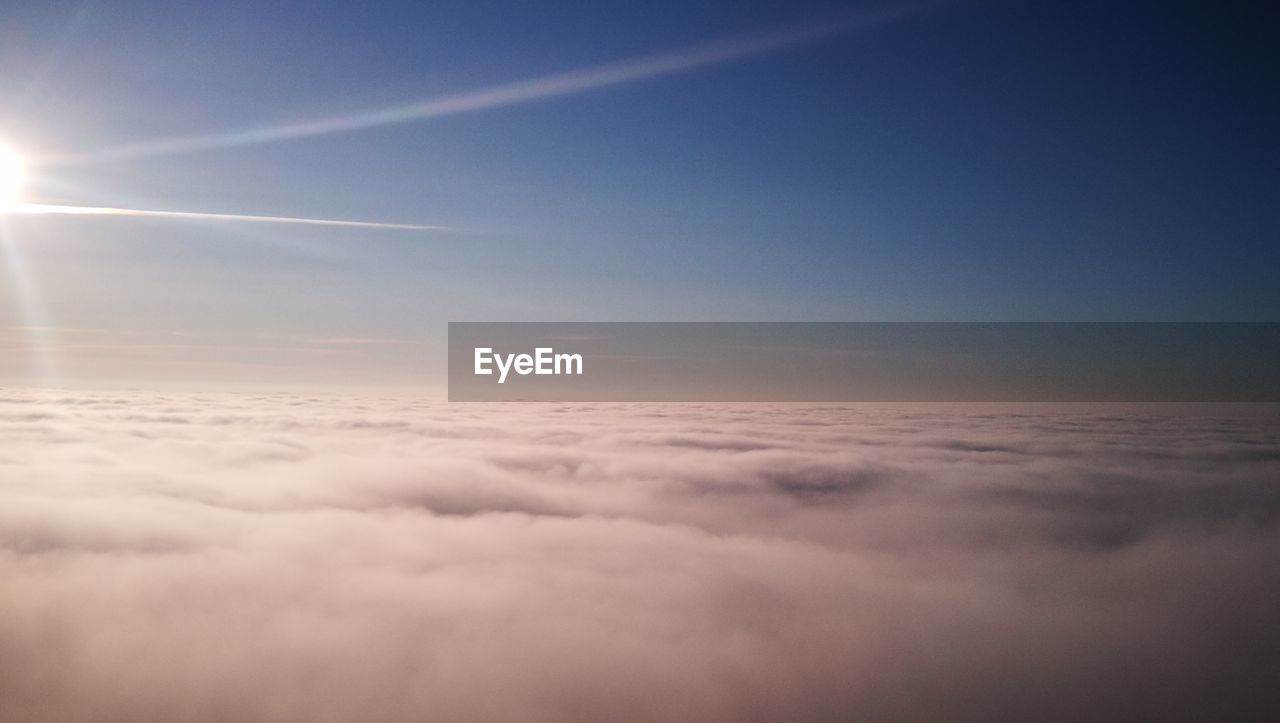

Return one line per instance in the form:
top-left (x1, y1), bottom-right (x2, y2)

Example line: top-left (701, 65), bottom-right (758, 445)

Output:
top-left (1, 392), bottom-right (1278, 721)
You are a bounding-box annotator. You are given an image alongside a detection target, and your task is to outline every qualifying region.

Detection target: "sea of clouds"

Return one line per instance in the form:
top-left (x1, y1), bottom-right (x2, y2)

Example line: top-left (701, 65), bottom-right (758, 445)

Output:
top-left (1, 390), bottom-right (1278, 721)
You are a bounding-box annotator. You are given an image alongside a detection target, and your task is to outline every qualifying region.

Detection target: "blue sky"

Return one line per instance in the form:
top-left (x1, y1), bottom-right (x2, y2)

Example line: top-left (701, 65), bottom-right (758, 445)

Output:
top-left (0, 0), bottom-right (1275, 386)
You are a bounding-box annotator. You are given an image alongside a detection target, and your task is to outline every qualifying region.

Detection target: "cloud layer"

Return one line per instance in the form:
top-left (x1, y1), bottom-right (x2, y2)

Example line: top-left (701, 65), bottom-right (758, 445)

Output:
top-left (1, 391), bottom-right (1278, 721)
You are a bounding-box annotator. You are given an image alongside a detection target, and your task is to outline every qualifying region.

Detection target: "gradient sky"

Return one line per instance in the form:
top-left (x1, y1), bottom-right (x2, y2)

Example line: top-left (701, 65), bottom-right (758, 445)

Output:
top-left (0, 0), bottom-right (1275, 387)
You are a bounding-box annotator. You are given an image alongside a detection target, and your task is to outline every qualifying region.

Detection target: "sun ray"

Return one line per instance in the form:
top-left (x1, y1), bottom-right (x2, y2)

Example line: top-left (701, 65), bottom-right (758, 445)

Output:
top-left (3, 202), bottom-right (440, 230)
top-left (0, 218), bottom-right (64, 385)
top-left (0, 145), bottom-right (25, 208)
top-left (19, 176), bottom-right (364, 262)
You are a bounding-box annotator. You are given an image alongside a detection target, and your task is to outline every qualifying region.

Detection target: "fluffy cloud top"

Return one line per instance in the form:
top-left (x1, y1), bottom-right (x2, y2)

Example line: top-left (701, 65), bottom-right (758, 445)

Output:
top-left (1, 391), bottom-right (1278, 721)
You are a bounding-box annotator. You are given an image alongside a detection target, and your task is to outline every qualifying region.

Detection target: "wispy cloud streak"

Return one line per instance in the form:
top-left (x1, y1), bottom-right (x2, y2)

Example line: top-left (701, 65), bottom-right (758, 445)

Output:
top-left (46, 2), bottom-right (937, 165)
top-left (4, 203), bottom-right (437, 230)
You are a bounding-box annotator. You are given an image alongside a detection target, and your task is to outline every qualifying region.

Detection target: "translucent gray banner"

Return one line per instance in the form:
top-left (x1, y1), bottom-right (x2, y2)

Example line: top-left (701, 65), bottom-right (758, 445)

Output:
top-left (448, 323), bottom-right (1280, 402)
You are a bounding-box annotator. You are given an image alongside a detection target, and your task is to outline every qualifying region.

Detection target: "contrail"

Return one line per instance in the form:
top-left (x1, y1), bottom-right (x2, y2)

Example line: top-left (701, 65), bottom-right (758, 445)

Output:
top-left (45, 2), bottom-right (939, 165)
top-left (4, 203), bottom-right (437, 230)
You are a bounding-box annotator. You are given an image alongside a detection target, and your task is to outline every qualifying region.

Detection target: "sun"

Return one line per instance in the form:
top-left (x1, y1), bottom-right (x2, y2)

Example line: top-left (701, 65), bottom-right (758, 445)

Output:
top-left (0, 143), bottom-right (26, 209)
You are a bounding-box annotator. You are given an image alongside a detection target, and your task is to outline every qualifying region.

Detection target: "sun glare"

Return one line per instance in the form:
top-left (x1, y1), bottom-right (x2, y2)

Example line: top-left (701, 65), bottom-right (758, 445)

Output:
top-left (0, 144), bottom-right (26, 208)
